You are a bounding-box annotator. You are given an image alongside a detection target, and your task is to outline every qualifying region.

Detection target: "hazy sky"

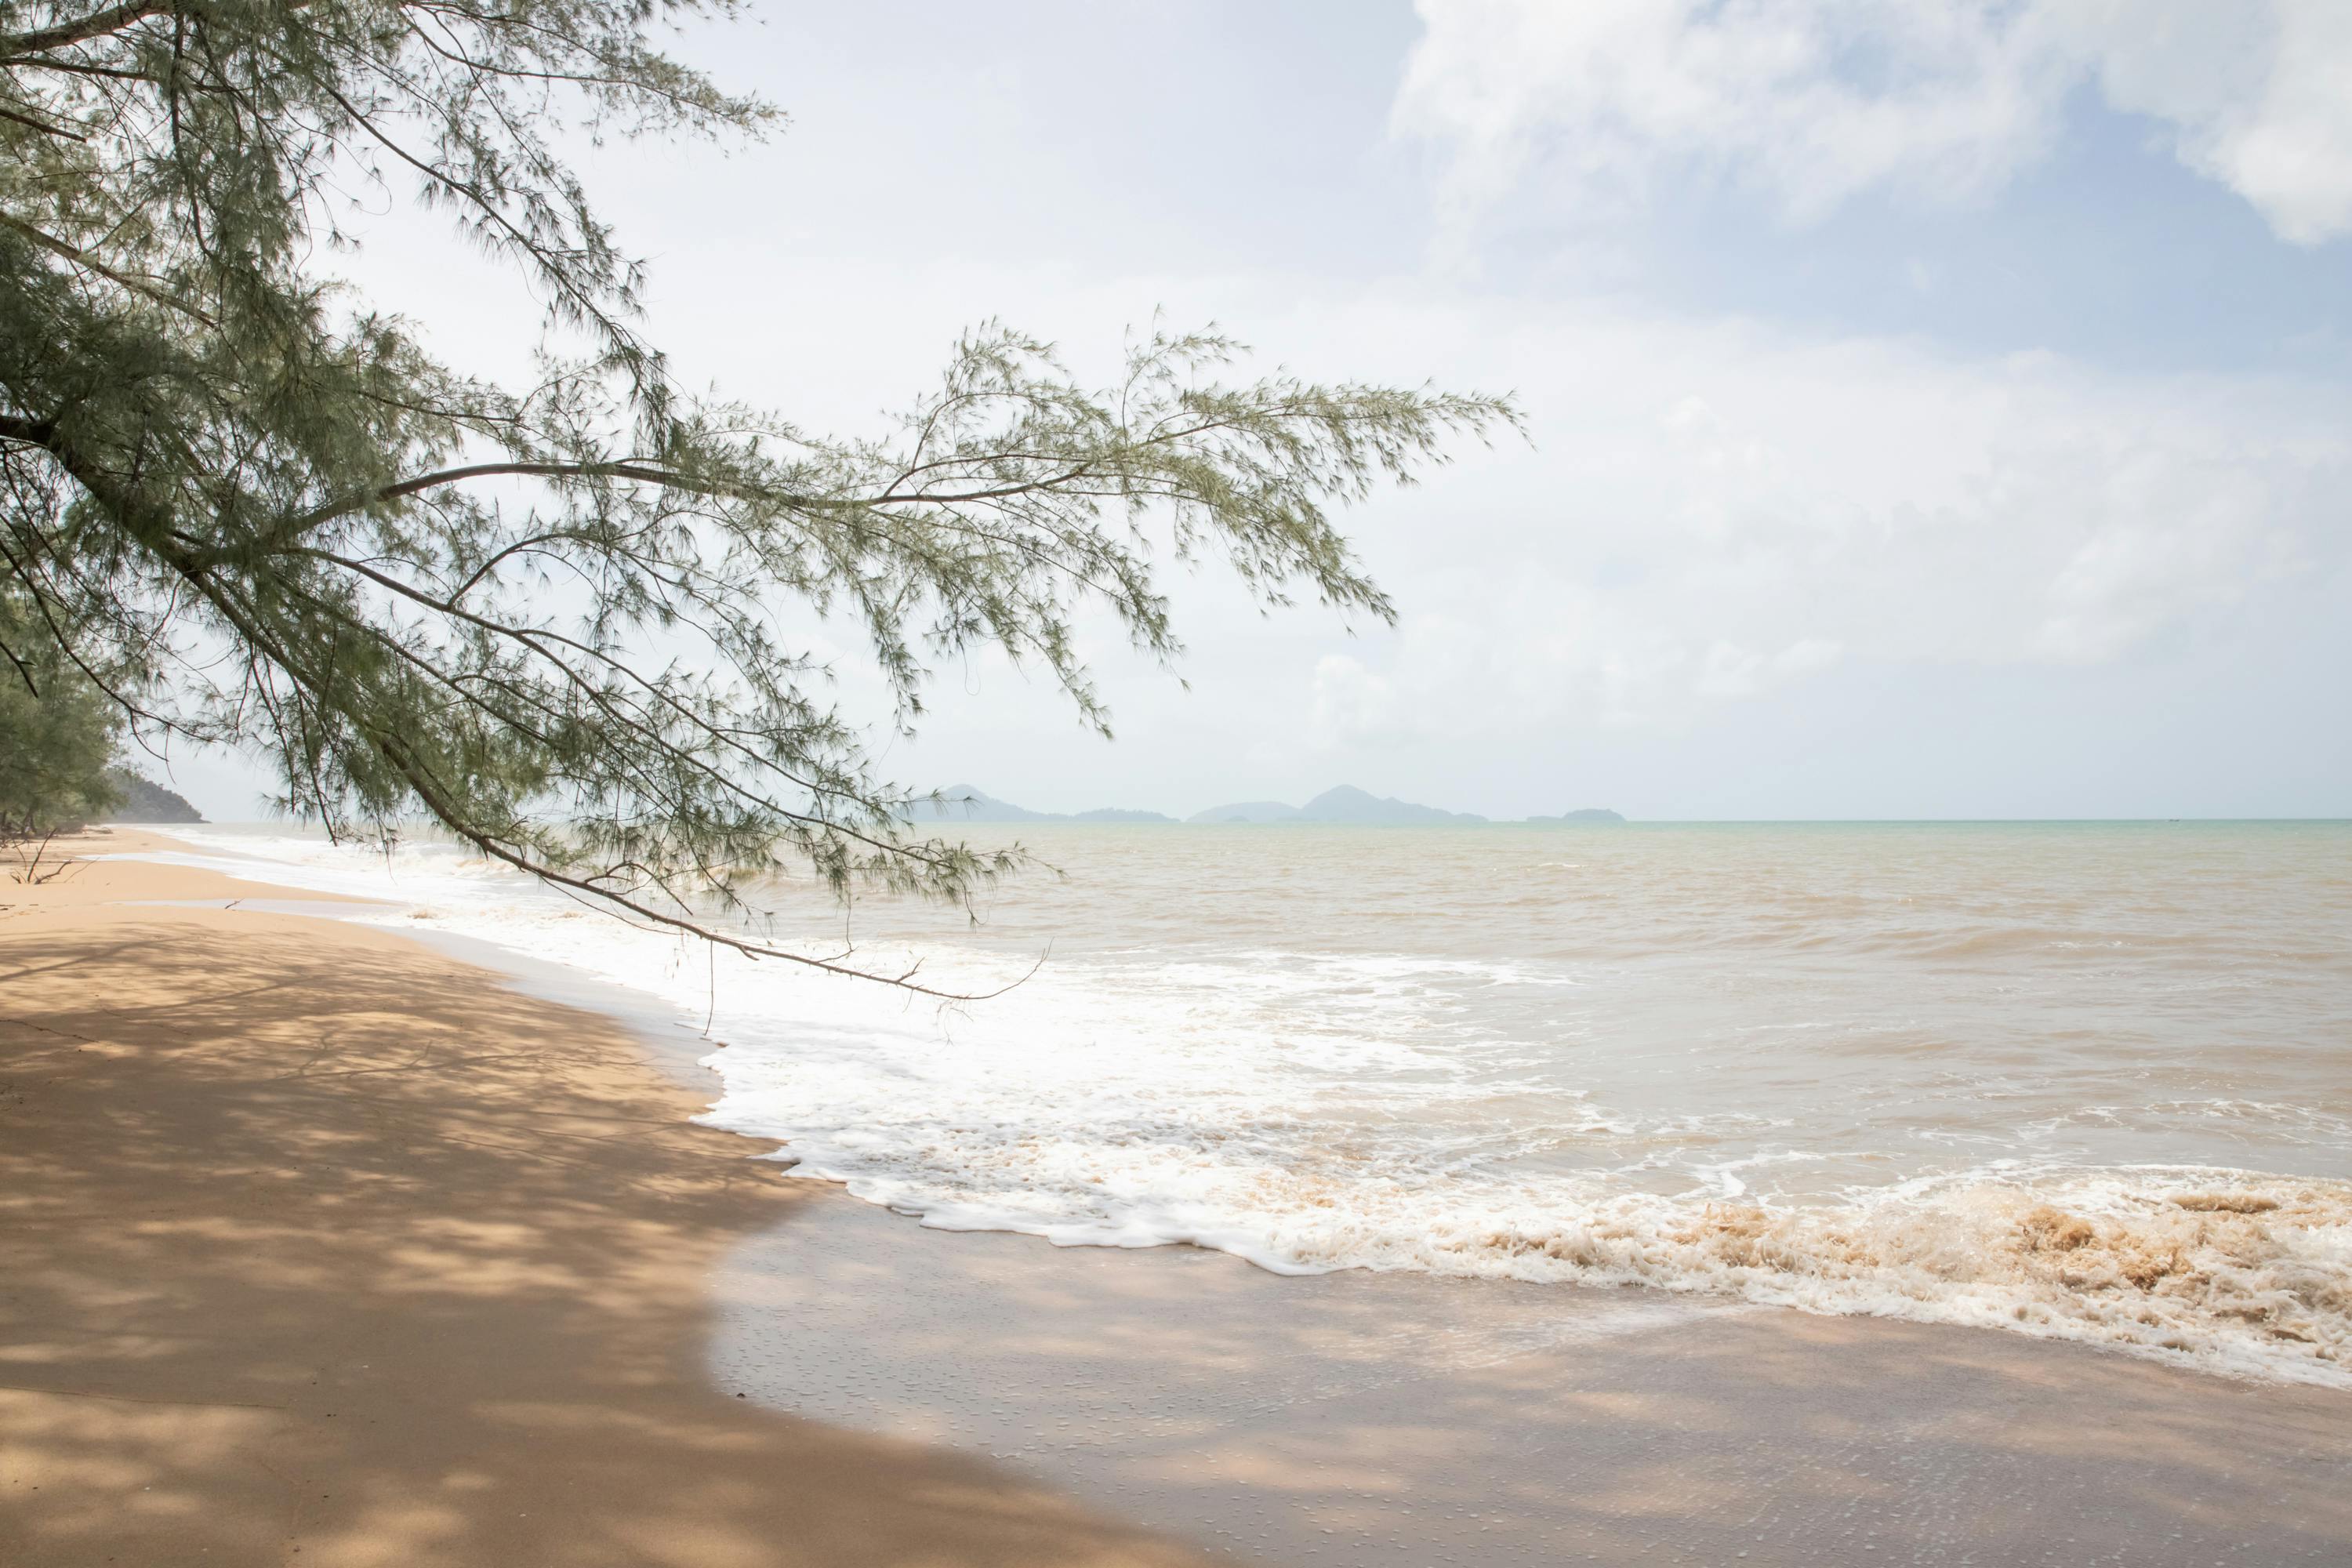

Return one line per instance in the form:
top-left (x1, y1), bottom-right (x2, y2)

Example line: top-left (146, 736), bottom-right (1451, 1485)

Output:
top-left (166, 1), bottom-right (2352, 821)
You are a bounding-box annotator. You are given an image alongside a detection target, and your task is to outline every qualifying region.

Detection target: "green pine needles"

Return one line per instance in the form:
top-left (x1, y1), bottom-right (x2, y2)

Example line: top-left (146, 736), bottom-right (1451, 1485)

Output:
top-left (0, 583), bottom-right (120, 848)
top-left (0, 2), bottom-right (1513, 989)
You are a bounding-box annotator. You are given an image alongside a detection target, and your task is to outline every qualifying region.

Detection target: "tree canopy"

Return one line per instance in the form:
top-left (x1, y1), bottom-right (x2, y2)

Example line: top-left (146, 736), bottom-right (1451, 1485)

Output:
top-left (0, 2), bottom-right (1512, 988)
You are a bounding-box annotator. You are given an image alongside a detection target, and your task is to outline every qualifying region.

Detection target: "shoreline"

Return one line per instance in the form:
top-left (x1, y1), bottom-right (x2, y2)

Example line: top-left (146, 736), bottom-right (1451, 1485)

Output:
top-left (718, 1180), bottom-right (2352, 1566)
top-left (9, 830), bottom-right (2350, 1566)
top-left (1, 833), bottom-right (1209, 1567)
top-left (124, 821), bottom-right (2352, 1393)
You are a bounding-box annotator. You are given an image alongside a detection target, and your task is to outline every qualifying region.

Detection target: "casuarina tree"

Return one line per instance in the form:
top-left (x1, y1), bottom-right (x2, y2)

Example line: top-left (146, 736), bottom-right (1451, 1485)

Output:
top-left (0, 2), bottom-right (1512, 989)
top-left (0, 586), bottom-right (121, 853)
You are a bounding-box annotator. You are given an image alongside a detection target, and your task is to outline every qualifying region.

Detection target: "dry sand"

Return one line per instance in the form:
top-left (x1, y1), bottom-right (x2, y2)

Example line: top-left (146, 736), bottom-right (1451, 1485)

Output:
top-left (1, 834), bottom-right (1208, 1567)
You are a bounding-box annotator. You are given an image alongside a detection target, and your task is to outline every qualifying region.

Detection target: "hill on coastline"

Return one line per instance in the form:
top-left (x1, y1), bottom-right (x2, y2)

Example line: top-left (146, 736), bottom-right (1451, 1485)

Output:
top-left (100, 768), bottom-right (205, 824)
top-left (902, 786), bottom-right (1176, 824)
top-left (906, 783), bottom-right (1623, 826)
top-left (1187, 785), bottom-right (1486, 825)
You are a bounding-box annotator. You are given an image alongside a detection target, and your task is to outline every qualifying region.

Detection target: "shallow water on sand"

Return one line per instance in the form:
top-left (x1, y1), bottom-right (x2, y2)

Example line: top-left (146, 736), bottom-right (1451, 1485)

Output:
top-left (133, 820), bottom-right (2352, 1385)
top-left (712, 1189), bottom-right (2352, 1568)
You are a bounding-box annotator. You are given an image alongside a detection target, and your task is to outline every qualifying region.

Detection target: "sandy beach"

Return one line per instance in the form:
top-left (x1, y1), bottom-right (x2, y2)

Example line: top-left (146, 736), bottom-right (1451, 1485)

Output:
top-left (9, 6), bottom-right (2347, 1564)
top-left (1, 835), bottom-right (1207, 1567)
top-left (6, 833), bottom-right (2350, 1567)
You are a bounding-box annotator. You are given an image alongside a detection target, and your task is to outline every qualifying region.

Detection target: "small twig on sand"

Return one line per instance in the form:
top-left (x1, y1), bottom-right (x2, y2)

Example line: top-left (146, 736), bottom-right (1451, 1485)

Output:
top-left (5, 831), bottom-right (71, 885)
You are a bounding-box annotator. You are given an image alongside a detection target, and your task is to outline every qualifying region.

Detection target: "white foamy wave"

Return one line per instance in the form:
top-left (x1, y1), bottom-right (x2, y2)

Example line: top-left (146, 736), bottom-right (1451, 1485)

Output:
top-left (117, 826), bottom-right (2352, 1388)
top-left (1258, 1170), bottom-right (2352, 1387)
top-left (702, 1059), bottom-right (2352, 1385)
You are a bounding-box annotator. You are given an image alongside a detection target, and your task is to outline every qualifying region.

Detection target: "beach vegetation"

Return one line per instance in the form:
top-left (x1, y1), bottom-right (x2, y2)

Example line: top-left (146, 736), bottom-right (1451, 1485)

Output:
top-left (0, 585), bottom-right (122, 873)
top-left (0, 2), bottom-right (1511, 989)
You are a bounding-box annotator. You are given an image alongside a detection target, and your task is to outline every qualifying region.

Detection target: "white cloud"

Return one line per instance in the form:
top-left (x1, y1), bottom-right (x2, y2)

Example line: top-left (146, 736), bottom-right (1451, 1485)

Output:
top-left (2067, 0), bottom-right (2352, 245)
top-left (1396, 0), bottom-right (2352, 245)
top-left (1193, 286), bottom-right (2352, 752)
top-left (1689, 638), bottom-right (1849, 702)
top-left (1307, 653), bottom-right (1403, 747)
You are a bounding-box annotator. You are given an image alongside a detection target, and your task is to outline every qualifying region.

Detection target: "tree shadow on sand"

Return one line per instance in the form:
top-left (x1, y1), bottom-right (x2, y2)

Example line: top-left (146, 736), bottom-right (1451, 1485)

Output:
top-left (1, 910), bottom-right (1209, 1568)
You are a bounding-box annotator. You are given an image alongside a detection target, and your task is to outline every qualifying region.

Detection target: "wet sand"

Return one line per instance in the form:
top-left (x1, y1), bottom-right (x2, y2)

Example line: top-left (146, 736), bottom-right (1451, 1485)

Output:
top-left (9, 832), bottom-right (2350, 1567)
top-left (0, 835), bottom-right (1208, 1567)
top-left (719, 1200), bottom-right (2352, 1566)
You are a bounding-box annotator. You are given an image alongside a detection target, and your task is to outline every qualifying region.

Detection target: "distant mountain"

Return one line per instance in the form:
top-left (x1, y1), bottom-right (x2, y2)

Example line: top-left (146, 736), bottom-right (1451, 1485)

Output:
top-left (908, 781), bottom-right (1497, 826)
top-left (1188, 785), bottom-right (1484, 826)
top-left (903, 786), bottom-right (1174, 824)
top-left (1528, 808), bottom-right (1626, 824)
top-left (101, 768), bottom-right (204, 824)
top-left (906, 785), bottom-right (1052, 822)
top-left (1298, 785), bottom-right (1484, 824)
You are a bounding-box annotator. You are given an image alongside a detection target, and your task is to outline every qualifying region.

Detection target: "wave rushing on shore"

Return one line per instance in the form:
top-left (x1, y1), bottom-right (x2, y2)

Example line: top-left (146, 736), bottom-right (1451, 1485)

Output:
top-left (1279, 1174), bottom-right (2351, 1381)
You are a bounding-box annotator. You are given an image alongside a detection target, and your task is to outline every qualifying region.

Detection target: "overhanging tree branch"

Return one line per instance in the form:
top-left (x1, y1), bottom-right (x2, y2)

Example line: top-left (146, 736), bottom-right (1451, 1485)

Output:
top-left (0, 0), bottom-right (1519, 996)
top-left (1, 1), bottom-right (174, 60)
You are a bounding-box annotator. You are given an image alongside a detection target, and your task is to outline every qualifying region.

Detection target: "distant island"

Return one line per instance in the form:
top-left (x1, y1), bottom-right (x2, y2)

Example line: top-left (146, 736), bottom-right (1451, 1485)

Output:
top-left (904, 783), bottom-right (1624, 826)
top-left (902, 786), bottom-right (1177, 824)
top-left (1188, 785), bottom-right (1486, 826)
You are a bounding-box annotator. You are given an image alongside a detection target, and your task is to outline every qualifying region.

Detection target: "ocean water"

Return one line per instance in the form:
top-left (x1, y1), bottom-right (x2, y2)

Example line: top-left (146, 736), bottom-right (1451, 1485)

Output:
top-left (128, 820), bottom-right (2352, 1386)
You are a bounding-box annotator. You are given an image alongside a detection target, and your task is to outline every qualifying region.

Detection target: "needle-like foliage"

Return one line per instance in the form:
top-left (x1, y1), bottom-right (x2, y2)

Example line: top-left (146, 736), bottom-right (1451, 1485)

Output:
top-left (0, 2), bottom-right (1513, 990)
top-left (0, 583), bottom-right (121, 844)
